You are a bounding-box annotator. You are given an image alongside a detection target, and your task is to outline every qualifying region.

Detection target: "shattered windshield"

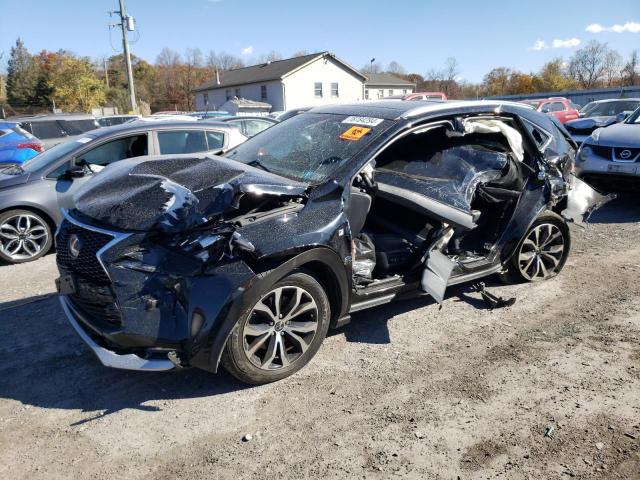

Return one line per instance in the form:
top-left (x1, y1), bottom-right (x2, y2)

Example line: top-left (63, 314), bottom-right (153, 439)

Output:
top-left (225, 113), bottom-right (393, 183)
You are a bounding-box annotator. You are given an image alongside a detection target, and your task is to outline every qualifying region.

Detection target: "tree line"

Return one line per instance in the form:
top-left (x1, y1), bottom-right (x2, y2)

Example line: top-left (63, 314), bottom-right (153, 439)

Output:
top-left (1, 37), bottom-right (638, 115)
top-left (364, 41), bottom-right (638, 99)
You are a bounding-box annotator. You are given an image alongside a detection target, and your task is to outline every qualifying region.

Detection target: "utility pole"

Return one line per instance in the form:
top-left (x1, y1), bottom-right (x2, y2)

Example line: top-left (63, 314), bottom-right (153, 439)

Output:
top-left (103, 58), bottom-right (110, 88)
top-left (116, 0), bottom-right (137, 113)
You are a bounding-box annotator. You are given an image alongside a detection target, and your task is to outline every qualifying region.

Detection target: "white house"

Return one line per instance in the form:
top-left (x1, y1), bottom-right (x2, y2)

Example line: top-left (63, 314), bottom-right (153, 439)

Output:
top-left (194, 52), bottom-right (367, 112)
top-left (364, 73), bottom-right (416, 100)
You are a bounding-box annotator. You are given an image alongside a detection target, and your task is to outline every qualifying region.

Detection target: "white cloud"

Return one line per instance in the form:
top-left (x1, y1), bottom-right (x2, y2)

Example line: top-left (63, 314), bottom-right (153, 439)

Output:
top-left (586, 21), bottom-right (640, 33)
top-left (241, 45), bottom-right (253, 56)
top-left (532, 40), bottom-right (547, 51)
top-left (531, 38), bottom-right (580, 50)
top-left (552, 38), bottom-right (581, 48)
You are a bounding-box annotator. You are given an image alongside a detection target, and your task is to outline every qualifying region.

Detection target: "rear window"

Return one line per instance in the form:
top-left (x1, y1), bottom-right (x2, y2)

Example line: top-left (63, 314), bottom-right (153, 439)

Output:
top-left (28, 121), bottom-right (66, 139)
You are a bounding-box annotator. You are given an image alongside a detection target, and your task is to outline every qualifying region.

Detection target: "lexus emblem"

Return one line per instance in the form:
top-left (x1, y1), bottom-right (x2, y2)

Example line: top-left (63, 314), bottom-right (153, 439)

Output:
top-left (619, 149), bottom-right (632, 160)
top-left (68, 234), bottom-right (81, 259)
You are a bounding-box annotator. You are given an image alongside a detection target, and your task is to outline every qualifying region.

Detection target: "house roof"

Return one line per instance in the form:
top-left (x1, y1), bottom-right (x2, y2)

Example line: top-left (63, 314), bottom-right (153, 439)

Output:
top-left (364, 73), bottom-right (416, 87)
top-left (195, 52), bottom-right (367, 92)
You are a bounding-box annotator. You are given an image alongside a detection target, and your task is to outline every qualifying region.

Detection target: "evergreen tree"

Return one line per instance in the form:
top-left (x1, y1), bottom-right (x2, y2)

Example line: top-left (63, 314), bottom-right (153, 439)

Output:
top-left (6, 38), bottom-right (38, 107)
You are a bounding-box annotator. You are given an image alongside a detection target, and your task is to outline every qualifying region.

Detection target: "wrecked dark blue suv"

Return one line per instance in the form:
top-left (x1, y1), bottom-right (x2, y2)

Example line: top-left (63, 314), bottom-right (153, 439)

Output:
top-left (55, 101), bottom-right (607, 384)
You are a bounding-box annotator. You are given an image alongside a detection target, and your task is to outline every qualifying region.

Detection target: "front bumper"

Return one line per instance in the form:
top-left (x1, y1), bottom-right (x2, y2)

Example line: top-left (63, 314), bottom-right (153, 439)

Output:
top-left (60, 295), bottom-right (176, 371)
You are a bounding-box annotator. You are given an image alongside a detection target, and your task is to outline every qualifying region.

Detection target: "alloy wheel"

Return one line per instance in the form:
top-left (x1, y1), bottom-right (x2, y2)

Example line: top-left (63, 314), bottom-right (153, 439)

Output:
top-left (0, 214), bottom-right (50, 261)
top-left (242, 286), bottom-right (319, 370)
top-left (518, 223), bottom-right (565, 281)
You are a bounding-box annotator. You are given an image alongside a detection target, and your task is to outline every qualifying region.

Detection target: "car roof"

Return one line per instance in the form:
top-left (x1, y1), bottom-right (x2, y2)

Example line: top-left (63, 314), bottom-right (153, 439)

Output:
top-left (0, 121), bottom-right (18, 128)
top-left (83, 120), bottom-right (241, 140)
top-left (219, 116), bottom-right (278, 123)
top-left (309, 99), bottom-right (534, 120)
top-left (8, 113), bottom-right (96, 122)
top-left (588, 98), bottom-right (640, 103)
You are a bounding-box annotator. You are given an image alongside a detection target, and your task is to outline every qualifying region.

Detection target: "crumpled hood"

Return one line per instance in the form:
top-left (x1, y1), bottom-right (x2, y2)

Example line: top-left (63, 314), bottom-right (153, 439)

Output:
top-left (589, 122), bottom-right (640, 147)
top-left (566, 116), bottom-right (615, 130)
top-left (73, 155), bottom-right (308, 232)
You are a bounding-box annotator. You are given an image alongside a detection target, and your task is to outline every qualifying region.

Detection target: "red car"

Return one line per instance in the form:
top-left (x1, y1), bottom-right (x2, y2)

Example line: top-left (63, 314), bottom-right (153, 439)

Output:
top-left (521, 97), bottom-right (580, 124)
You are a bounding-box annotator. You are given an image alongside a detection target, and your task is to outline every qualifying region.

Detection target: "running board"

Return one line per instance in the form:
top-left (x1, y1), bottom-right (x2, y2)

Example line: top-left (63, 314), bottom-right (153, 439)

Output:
top-left (349, 293), bottom-right (398, 313)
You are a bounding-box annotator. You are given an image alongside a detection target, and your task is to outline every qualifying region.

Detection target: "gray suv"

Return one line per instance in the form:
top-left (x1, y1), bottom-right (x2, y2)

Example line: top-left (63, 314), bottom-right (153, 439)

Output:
top-left (575, 106), bottom-right (640, 192)
top-left (0, 121), bottom-right (246, 263)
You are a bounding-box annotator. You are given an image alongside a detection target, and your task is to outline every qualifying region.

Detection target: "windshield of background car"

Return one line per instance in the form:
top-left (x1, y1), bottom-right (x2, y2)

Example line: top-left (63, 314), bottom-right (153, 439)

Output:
top-left (225, 113), bottom-right (394, 183)
top-left (21, 138), bottom-right (86, 172)
top-left (586, 101), bottom-right (640, 117)
top-left (625, 106), bottom-right (640, 124)
top-left (61, 119), bottom-right (100, 134)
top-left (522, 100), bottom-right (542, 109)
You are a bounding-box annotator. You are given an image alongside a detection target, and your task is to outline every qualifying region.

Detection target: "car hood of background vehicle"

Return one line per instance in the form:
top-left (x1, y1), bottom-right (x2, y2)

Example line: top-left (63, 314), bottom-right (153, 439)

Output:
top-left (566, 116), bottom-right (615, 130)
top-left (73, 155), bottom-right (308, 232)
top-left (590, 122), bottom-right (640, 147)
top-left (0, 170), bottom-right (31, 189)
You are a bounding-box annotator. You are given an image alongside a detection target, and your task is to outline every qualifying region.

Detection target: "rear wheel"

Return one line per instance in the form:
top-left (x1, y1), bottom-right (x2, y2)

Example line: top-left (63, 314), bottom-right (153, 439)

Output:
top-left (0, 209), bottom-right (52, 264)
top-left (221, 271), bottom-right (331, 385)
top-left (501, 212), bottom-right (570, 283)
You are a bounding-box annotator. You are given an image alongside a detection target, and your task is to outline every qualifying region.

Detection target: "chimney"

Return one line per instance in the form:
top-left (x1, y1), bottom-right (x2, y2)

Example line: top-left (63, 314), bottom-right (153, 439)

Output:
top-left (215, 69), bottom-right (220, 85)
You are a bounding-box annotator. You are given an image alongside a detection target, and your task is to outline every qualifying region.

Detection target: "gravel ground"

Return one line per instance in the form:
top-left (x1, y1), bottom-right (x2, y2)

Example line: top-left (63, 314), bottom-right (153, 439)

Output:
top-left (1, 198), bottom-right (639, 480)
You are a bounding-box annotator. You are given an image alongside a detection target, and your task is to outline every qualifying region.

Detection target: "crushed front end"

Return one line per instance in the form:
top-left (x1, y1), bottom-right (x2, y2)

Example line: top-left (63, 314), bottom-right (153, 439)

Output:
top-left (55, 155), bottom-right (309, 372)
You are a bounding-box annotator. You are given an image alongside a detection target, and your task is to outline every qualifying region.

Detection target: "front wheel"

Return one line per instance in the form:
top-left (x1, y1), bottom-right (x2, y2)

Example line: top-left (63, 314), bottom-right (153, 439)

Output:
top-left (0, 209), bottom-right (52, 264)
top-left (501, 212), bottom-right (571, 283)
top-left (221, 271), bottom-right (331, 385)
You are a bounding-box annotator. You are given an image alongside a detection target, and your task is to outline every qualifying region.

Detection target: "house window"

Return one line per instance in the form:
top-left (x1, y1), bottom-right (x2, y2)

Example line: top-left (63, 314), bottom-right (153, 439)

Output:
top-left (378, 89), bottom-right (384, 99)
top-left (235, 88), bottom-right (241, 98)
top-left (226, 89), bottom-right (231, 101)
top-left (331, 82), bottom-right (339, 98)
top-left (402, 89), bottom-right (408, 95)
top-left (388, 89), bottom-right (393, 96)
top-left (314, 82), bottom-right (323, 98)
top-left (261, 85), bottom-right (267, 100)
top-left (203, 93), bottom-right (209, 106)
top-left (365, 90), bottom-right (369, 100)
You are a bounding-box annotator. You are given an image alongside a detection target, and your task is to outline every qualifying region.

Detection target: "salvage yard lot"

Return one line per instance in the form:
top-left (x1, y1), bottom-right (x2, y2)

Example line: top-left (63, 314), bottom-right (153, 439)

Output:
top-left (1, 198), bottom-right (639, 479)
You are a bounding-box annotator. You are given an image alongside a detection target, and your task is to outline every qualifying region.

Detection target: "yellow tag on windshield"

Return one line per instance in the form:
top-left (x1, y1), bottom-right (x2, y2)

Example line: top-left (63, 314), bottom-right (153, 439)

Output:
top-left (340, 126), bottom-right (371, 141)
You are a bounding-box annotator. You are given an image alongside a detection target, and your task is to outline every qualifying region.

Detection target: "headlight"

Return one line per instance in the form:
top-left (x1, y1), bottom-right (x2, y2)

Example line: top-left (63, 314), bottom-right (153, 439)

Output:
top-left (578, 146), bottom-right (592, 162)
top-left (588, 128), bottom-right (602, 143)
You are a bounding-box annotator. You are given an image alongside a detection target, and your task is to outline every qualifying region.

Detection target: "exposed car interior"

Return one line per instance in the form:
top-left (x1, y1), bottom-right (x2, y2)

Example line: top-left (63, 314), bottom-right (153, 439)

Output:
top-left (349, 116), bottom-right (533, 292)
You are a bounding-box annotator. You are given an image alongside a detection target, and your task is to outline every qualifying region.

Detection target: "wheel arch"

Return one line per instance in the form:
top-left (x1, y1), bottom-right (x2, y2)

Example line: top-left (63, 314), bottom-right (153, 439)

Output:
top-left (202, 246), bottom-right (351, 373)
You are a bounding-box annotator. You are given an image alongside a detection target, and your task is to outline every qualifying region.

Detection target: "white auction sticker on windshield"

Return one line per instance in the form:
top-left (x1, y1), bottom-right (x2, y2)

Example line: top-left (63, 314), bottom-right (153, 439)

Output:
top-left (342, 116), bottom-right (384, 127)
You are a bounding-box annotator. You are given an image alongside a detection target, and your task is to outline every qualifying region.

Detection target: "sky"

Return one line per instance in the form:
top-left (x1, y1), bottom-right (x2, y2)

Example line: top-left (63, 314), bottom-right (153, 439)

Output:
top-left (0, 0), bottom-right (639, 82)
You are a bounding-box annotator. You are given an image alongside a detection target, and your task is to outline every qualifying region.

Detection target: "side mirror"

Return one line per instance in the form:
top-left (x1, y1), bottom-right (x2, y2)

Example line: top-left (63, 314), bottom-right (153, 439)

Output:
top-left (541, 107), bottom-right (551, 114)
top-left (65, 165), bottom-right (86, 178)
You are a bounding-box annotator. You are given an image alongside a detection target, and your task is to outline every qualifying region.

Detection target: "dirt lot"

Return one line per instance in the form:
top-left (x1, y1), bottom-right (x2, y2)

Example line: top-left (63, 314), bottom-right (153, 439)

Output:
top-left (1, 198), bottom-right (639, 480)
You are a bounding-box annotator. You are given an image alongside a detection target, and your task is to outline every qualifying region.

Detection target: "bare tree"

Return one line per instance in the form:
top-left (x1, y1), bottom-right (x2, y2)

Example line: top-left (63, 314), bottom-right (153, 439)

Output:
top-left (386, 61), bottom-right (406, 75)
top-left (568, 41), bottom-right (609, 88)
top-left (292, 50), bottom-right (309, 57)
top-left (206, 51), bottom-right (244, 71)
top-left (256, 50), bottom-right (283, 64)
top-left (622, 50), bottom-right (639, 86)
top-left (156, 47), bottom-right (181, 67)
top-left (603, 50), bottom-right (623, 87)
top-left (361, 61), bottom-right (383, 74)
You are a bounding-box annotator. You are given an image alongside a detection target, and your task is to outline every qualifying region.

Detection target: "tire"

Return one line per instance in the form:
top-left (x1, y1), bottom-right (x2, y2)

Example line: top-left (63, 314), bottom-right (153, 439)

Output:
top-left (0, 209), bottom-right (53, 264)
top-left (501, 211), bottom-right (570, 283)
top-left (221, 271), bottom-right (331, 385)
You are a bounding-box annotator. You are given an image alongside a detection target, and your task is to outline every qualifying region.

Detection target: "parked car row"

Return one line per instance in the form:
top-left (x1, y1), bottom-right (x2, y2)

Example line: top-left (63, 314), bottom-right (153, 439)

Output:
top-left (0, 120), bottom-right (246, 263)
top-left (50, 99), bottom-right (607, 384)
